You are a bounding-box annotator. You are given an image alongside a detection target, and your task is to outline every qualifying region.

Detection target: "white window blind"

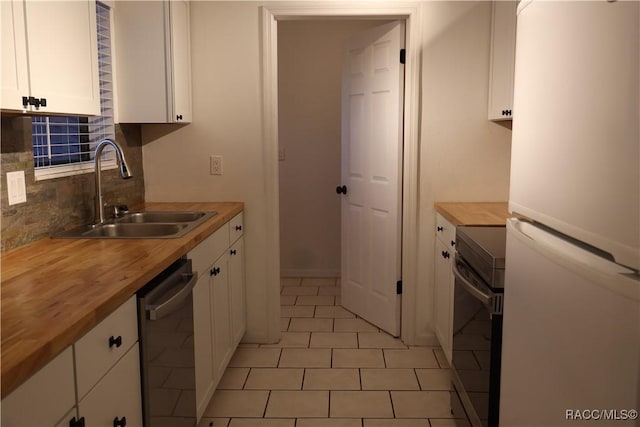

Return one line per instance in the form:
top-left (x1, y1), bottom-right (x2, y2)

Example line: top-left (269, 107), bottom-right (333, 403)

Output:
top-left (33, 2), bottom-right (115, 179)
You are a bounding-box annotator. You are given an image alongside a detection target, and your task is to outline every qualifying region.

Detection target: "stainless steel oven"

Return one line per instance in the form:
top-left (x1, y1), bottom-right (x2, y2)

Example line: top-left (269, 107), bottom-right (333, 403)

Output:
top-left (451, 226), bottom-right (505, 427)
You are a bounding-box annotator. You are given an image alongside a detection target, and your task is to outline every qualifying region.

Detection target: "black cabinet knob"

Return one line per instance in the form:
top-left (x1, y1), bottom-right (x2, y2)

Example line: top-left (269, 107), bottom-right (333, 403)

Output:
top-left (230, 249), bottom-right (237, 255)
top-left (113, 416), bottom-right (127, 427)
top-left (70, 417), bottom-right (86, 427)
top-left (451, 240), bottom-right (456, 247)
top-left (109, 335), bottom-right (122, 348)
top-left (437, 226), bottom-right (443, 232)
top-left (235, 225), bottom-right (242, 231)
top-left (69, 417), bottom-right (84, 427)
top-left (210, 267), bottom-right (221, 276)
top-left (336, 185), bottom-right (347, 195)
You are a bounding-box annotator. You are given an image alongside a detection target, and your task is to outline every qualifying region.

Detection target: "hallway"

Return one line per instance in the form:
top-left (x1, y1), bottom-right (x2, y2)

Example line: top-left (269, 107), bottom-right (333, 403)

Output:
top-left (198, 278), bottom-right (469, 427)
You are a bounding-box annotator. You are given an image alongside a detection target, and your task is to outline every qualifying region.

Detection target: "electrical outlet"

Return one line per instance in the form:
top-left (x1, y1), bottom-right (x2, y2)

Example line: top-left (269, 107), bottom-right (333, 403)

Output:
top-left (7, 171), bottom-right (27, 205)
top-left (210, 155), bottom-right (223, 175)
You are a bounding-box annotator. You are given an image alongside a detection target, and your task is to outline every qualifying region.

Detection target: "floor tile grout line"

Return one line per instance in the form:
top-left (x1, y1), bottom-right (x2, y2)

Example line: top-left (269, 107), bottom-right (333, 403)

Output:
top-left (389, 390), bottom-right (396, 419)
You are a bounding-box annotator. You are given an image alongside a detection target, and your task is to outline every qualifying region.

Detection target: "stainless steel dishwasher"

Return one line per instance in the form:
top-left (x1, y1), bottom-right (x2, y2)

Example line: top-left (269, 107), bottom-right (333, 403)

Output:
top-left (137, 258), bottom-right (198, 427)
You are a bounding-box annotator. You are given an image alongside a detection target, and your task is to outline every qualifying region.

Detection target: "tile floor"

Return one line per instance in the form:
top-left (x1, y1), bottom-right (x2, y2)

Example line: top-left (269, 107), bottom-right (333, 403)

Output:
top-left (199, 277), bottom-right (470, 427)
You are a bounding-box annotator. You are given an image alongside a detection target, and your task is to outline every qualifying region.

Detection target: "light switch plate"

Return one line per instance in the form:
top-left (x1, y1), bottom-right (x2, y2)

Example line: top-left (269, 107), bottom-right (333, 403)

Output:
top-left (7, 171), bottom-right (27, 205)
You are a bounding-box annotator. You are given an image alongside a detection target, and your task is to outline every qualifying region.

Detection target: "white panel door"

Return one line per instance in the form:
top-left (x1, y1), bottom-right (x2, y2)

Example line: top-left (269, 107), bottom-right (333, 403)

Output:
top-left (341, 21), bottom-right (404, 337)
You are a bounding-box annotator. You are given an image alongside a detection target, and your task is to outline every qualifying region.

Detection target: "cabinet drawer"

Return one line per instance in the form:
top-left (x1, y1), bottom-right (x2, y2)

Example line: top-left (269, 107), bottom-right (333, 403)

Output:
top-left (229, 212), bottom-right (244, 243)
top-left (436, 213), bottom-right (456, 250)
top-left (75, 296), bottom-right (138, 400)
top-left (1, 346), bottom-right (75, 427)
top-left (190, 222), bottom-right (230, 275)
top-left (78, 343), bottom-right (142, 427)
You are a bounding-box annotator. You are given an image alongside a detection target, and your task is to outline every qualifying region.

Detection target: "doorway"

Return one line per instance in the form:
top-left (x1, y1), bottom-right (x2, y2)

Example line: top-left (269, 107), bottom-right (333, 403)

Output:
top-left (261, 4), bottom-right (422, 344)
top-left (278, 20), bottom-right (401, 334)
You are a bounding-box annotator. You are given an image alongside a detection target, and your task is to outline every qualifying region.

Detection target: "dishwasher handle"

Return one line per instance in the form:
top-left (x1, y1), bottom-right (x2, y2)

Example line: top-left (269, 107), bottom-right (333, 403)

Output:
top-left (453, 254), bottom-right (503, 315)
top-left (147, 272), bottom-right (197, 321)
top-left (453, 258), bottom-right (491, 305)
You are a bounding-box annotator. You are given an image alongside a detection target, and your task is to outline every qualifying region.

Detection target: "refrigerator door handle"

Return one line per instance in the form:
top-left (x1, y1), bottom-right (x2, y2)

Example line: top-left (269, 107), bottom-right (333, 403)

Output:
top-left (508, 219), bottom-right (639, 301)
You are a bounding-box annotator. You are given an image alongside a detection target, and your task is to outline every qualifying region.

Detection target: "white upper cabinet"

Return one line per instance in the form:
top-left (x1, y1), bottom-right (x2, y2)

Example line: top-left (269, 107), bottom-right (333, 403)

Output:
top-left (1, 0), bottom-right (100, 115)
top-left (487, 0), bottom-right (517, 121)
top-left (115, 1), bottom-right (192, 124)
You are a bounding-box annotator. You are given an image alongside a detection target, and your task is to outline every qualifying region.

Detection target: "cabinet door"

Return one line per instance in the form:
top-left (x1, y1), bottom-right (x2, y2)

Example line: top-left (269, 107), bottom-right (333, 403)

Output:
top-left (487, 0), bottom-right (517, 121)
top-left (1, 347), bottom-right (75, 427)
top-left (115, 0), bottom-right (192, 123)
top-left (24, 0), bottom-right (100, 115)
top-left (78, 343), bottom-right (143, 427)
top-left (193, 272), bottom-right (215, 419)
top-left (434, 239), bottom-right (453, 362)
top-left (1, 0), bottom-right (29, 111)
top-left (210, 253), bottom-right (232, 384)
top-left (169, 0), bottom-right (192, 123)
top-left (229, 237), bottom-right (246, 347)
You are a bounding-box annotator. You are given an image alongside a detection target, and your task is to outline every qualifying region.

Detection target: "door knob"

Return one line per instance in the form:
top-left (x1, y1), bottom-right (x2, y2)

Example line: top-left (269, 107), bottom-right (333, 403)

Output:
top-left (336, 185), bottom-right (347, 195)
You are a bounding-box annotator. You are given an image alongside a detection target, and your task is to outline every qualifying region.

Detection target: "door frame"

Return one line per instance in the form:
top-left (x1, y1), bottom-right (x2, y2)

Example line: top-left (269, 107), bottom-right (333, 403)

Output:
top-left (261, 2), bottom-right (423, 344)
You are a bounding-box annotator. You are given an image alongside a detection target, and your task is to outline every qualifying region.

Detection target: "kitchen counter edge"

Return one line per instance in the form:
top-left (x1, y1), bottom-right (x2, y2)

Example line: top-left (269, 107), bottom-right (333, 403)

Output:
top-left (435, 202), bottom-right (509, 226)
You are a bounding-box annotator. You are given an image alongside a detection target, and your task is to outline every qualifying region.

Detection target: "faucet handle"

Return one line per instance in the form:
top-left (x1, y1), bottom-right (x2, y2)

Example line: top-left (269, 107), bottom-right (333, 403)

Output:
top-left (114, 205), bottom-right (129, 217)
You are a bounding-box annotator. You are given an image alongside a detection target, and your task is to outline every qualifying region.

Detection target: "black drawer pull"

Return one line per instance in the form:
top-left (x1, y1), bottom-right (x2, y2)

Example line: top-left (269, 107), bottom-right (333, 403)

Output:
top-left (441, 251), bottom-right (450, 259)
top-left (210, 267), bottom-right (221, 276)
top-left (451, 240), bottom-right (456, 247)
top-left (176, 114), bottom-right (183, 121)
top-left (113, 416), bottom-right (127, 427)
top-left (70, 417), bottom-right (85, 427)
top-left (437, 226), bottom-right (443, 232)
top-left (109, 335), bottom-right (122, 348)
top-left (235, 225), bottom-right (242, 231)
top-left (230, 249), bottom-right (237, 255)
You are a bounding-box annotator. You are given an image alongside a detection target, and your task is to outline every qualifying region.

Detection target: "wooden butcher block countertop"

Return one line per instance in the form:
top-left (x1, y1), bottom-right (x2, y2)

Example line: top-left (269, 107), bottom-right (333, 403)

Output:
top-left (435, 202), bottom-right (509, 226)
top-left (1, 202), bottom-right (243, 398)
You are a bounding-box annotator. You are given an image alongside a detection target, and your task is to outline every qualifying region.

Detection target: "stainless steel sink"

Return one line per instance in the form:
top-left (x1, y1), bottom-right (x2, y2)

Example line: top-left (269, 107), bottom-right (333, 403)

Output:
top-left (56, 210), bottom-right (217, 239)
top-left (82, 223), bottom-right (188, 238)
top-left (114, 211), bottom-right (208, 224)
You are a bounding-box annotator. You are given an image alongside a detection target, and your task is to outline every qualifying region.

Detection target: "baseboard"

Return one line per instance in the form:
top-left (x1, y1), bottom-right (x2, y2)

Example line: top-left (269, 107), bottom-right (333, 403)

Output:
top-left (281, 268), bottom-right (340, 278)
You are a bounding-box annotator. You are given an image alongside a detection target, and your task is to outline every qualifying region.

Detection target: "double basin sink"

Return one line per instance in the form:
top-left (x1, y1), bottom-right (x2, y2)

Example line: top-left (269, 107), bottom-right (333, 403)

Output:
top-left (57, 211), bottom-right (217, 239)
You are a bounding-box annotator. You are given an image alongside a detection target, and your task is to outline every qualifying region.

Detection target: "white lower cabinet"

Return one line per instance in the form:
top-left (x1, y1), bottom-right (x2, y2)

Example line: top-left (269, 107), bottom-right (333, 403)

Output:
top-left (434, 213), bottom-right (456, 363)
top-left (1, 296), bottom-right (142, 427)
top-left (190, 213), bottom-right (246, 420)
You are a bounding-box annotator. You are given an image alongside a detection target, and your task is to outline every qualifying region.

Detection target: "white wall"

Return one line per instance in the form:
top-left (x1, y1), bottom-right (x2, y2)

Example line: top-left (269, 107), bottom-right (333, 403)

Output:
top-left (141, 1), bottom-right (511, 345)
top-left (142, 2), bottom-right (277, 343)
top-left (415, 1), bottom-right (511, 342)
top-left (278, 20), bottom-right (387, 278)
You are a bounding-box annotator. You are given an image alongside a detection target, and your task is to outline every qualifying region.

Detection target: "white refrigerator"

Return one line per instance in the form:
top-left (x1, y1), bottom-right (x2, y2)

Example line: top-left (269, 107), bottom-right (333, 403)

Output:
top-left (501, 1), bottom-right (640, 426)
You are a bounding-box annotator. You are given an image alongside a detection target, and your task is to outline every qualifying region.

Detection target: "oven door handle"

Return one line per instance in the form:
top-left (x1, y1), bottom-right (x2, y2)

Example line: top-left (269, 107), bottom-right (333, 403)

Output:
top-left (453, 257), bottom-right (492, 306)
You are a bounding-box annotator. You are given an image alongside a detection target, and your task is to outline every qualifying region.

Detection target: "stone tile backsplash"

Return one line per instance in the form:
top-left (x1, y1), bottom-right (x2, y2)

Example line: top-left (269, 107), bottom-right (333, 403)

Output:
top-left (1, 116), bottom-right (145, 252)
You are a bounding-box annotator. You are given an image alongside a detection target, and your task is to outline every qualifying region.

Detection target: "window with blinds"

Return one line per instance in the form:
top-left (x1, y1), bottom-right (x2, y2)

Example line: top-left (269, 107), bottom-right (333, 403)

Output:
top-left (33, 1), bottom-right (115, 179)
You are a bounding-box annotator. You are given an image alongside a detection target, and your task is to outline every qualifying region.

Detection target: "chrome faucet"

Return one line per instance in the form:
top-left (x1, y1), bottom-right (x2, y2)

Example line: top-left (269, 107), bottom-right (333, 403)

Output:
top-left (94, 138), bottom-right (133, 224)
